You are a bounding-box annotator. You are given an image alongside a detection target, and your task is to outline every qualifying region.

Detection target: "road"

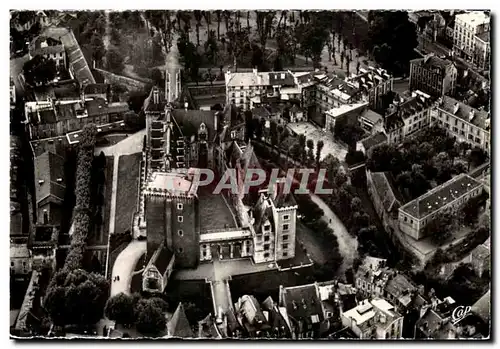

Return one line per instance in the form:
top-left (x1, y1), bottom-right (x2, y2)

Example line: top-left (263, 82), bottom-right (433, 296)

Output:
top-left (310, 193), bottom-right (358, 275)
top-left (10, 54), bottom-right (29, 98)
top-left (110, 240), bottom-right (147, 297)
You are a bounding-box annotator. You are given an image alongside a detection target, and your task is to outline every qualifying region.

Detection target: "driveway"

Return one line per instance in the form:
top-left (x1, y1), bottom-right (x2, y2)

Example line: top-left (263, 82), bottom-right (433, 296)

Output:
top-left (110, 240), bottom-right (147, 297)
top-left (310, 193), bottom-right (358, 275)
top-left (287, 122), bottom-right (348, 161)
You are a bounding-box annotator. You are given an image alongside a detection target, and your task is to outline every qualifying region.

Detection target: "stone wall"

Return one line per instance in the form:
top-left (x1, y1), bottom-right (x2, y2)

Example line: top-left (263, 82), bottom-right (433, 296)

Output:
top-left (93, 68), bottom-right (152, 92)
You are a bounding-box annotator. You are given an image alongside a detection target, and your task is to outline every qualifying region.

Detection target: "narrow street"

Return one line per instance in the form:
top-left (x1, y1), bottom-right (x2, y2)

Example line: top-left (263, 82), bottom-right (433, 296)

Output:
top-left (110, 240), bottom-right (147, 297)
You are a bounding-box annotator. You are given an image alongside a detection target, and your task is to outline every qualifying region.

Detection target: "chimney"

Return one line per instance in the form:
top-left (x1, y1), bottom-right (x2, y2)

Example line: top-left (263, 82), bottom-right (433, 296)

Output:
top-left (468, 109), bottom-right (475, 121)
top-left (453, 103), bottom-right (460, 115)
top-left (253, 68), bottom-right (258, 76)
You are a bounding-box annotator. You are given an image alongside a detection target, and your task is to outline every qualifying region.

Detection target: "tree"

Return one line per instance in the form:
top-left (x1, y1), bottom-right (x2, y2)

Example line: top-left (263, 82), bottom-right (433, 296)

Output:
top-left (204, 30), bottom-right (218, 65)
top-left (105, 293), bottom-right (135, 326)
top-left (367, 11), bottom-right (418, 74)
top-left (425, 211), bottom-right (454, 245)
top-left (106, 47), bottom-right (125, 74)
top-left (134, 298), bottom-right (168, 336)
top-left (44, 269), bottom-right (109, 327)
top-left (23, 55), bottom-right (57, 86)
top-left (270, 121), bottom-right (278, 148)
top-left (151, 68), bottom-right (163, 87)
top-left (316, 140), bottom-right (324, 165)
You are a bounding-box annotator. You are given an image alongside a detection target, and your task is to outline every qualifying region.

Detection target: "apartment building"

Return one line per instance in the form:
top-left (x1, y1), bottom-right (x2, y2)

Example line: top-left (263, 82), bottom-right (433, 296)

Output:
top-left (346, 67), bottom-right (393, 110)
top-left (398, 173), bottom-right (483, 240)
top-left (409, 54), bottom-right (458, 97)
top-left (383, 91), bottom-right (436, 144)
top-left (453, 11), bottom-right (490, 63)
top-left (432, 96), bottom-right (490, 154)
top-left (341, 298), bottom-right (404, 339)
top-left (474, 31), bottom-right (490, 71)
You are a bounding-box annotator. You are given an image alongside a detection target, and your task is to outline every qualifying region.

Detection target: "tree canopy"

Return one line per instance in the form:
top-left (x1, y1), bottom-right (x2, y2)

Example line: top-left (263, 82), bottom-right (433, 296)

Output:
top-left (23, 55), bottom-right (57, 86)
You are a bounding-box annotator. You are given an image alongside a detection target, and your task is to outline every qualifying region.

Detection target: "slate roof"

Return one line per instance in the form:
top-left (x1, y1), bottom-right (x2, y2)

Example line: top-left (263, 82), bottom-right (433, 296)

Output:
top-left (471, 290), bottom-right (491, 324)
top-left (399, 173), bottom-right (483, 219)
top-left (34, 151), bottom-right (66, 205)
top-left (167, 303), bottom-right (194, 338)
top-left (172, 109), bottom-right (217, 139)
top-left (385, 274), bottom-right (417, 299)
top-left (369, 171), bottom-right (405, 213)
top-left (281, 284), bottom-right (324, 325)
top-left (146, 243), bottom-right (174, 275)
top-left (84, 83), bottom-right (109, 95)
top-left (411, 55), bottom-right (455, 70)
top-left (360, 132), bottom-right (387, 151)
top-left (439, 96), bottom-right (490, 130)
top-left (476, 31), bottom-right (490, 43)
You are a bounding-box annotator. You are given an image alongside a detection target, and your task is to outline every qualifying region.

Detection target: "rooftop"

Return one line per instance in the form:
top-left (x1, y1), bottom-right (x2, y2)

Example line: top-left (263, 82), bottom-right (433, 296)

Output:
top-left (411, 54), bottom-right (455, 70)
top-left (199, 228), bottom-right (252, 243)
top-left (456, 11), bottom-right (490, 27)
top-left (145, 169), bottom-right (200, 197)
top-left (360, 132), bottom-right (387, 151)
top-left (361, 109), bottom-right (384, 124)
top-left (167, 303), bottom-right (194, 338)
top-left (146, 243), bottom-right (174, 275)
top-left (325, 101), bottom-right (368, 119)
top-left (34, 151), bottom-right (66, 205)
top-left (225, 70), bottom-right (294, 87)
top-left (439, 95), bottom-right (490, 130)
top-left (399, 173), bottom-right (483, 219)
top-left (369, 171), bottom-right (405, 213)
top-left (476, 31), bottom-right (490, 43)
top-left (281, 283), bottom-right (323, 325)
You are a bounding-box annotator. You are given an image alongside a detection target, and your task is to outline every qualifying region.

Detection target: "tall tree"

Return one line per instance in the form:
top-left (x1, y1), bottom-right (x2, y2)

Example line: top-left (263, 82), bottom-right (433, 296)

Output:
top-left (23, 55), bottom-right (57, 86)
top-left (316, 140), bottom-right (324, 165)
top-left (105, 293), bottom-right (135, 326)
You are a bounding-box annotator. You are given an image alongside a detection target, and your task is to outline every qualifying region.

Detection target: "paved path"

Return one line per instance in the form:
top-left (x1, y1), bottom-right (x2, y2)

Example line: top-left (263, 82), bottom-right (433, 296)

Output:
top-left (110, 240), bottom-right (147, 297)
top-left (310, 193), bottom-right (358, 275)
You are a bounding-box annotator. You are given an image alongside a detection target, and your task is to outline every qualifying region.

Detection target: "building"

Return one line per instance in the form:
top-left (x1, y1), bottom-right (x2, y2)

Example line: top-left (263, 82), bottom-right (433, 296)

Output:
top-left (225, 69), bottom-right (296, 111)
top-left (28, 36), bottom-right (67, 70)
top-left (233, 295), bottom-right (272, 337)
top-left (474, 31), bottom-right (490, 71)
top-left (10, 77), bottom-right (16, 107)
top-left (341, 298), bottom-right (404, 339)
top-left (28, 225), bottom-right (59, 271)
top-left (34, 151), bottom-right (66, 225)
top-left (366, 171), bottom-right (406, 226)
top-left (324, 101), bottom-right (368, 133)
top-left (383, 91), bottom-right (436, 144)
top-left (10, 244), bottom-right (31, 276)
top-left (261, 296), bottom-right (294, 339)
top-left (356, 132), bottom-right (387, 156)
top-left (453, 11), bottom-right (490, 64)
top-left (346, 67), bottom-right (394, 110)
top-left (166, 303), bottom-right (194, 338)
top-left (432, 96), bottom-right (490, 154)
top-left (398, 173), bottom-right (483, 240)
top-left (359, 109), bottom-right (384, 133)
top-left (409, 54), bottom-right (458, 97)
top-left (10, 10), bottom-right (49, 32)
top-left (278, 283), bottom-right (325, 338)
top-left (145, 170), bottom-right (201, 269)
top-left (142, 243), bottom-right (175, 293)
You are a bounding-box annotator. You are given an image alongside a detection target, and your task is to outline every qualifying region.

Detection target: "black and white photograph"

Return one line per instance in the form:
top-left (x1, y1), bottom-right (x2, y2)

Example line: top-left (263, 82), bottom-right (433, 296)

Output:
top-left (8, 9), bottom-right (491, 340)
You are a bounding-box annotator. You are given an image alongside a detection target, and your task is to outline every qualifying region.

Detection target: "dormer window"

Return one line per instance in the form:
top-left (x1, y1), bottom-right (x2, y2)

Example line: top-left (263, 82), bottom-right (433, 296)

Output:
top-left (200, 123), bottom-right (206, 131)
top-left (56, 178), bottom-right (63, 183)
top-left (38, 180), bottom-right (45, 185)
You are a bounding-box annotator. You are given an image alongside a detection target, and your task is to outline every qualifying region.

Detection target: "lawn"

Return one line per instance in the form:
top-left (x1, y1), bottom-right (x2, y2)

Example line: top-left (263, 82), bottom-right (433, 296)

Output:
top-left (101, 156), bottom-right (114, 242)
top-left (115, 153), bottom-right (142, 235)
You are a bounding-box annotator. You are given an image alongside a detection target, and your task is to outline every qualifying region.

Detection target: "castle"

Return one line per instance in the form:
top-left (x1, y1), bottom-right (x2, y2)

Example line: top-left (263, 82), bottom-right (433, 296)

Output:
top-left (140, 85), bottom-right (298, 281)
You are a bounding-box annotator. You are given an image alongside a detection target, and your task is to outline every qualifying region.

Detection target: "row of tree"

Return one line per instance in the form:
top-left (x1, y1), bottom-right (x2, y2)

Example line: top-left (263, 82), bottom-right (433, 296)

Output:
top-left (44, 124), bottom-right (111, 329)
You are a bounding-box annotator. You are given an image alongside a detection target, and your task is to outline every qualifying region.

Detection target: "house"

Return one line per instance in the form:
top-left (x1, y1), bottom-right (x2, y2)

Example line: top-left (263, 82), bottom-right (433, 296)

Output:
top-left (142, 243), bottom-right (175, 293)
top-left (34, 151), bottom-right (66, 226)
top-left (409, 54), bottom-right (458, 97)
top-left (325, 101), bottom-right (368, 133)
top-left (355, 257), bottom-right (391, 299)
top-left (10, 10), bottom-right (49, 32)
top-left (356, 132), bottom-right (387, 155)
top-left (471, 290), bottom-right (490, 326)
top-left (474, 31), bottom-right (490, 71)
top-left (398, 173), bottom-right (483, 240)
top-left (28, 225), bottom-right (58, 271)
top-left (341, 298), bottom-right (404, 339)
top-left (278, 283), bottom-right (325, 338)
top-left (467, 242), bottom-right (490, 277)
top-left (166, 303), bottom-right (194, 338)
top-left (10, 243), bottom-right (31, 276)
top-left (453, 11), bottom-right (490, 65)
top-left (383, 91), bottom-right (436, 145)
top-left (346, 67), bottom-right (394, 110)
top-left (359, 109), bottom-right (384, 133)
top-left (261, 296), bottom-right (294, 339)
top-left (234, 295), bottom-right (272, 337)
top-left (366, 170), bottom-right (406, 228)
top-left (28, 36), bottom-right (67, 70)
top-left (432, 96), bottom-right (490, 154)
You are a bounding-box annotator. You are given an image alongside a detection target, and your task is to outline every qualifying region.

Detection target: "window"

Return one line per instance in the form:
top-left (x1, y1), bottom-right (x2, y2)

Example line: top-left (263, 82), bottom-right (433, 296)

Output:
top-left (264, 224), bottom-right (271, 231)
top-left (10, 262), bottom-right (14, 267)
top-left (283, 234), bottom-right (289, 241)
top-left (178, 248), bottom-right (183, 253)
top-left (264, 235), bottom-right (270, 242)
top-left (283, 224), bottom-right (289, 231)
top-left (202, 244), bottom-right (207, 249)
top-left (177, 203), bottom-right (183, 210)
top-left (283, 252), bottom-right (288, 257)
top-left (264, 244), bottom-right (270, 251)
top-left (178, 230), bottom-right (183, 236)
top-left (264, 252), bottom-right (270, 258)
top-left (178, 216), bottom-right (183, 222)
top-left (283, 214), bottom-right (290, 221)
top-left (282, 243), bottom-right (288, 249)
top-left (404, 216), bottom-right (408, 222)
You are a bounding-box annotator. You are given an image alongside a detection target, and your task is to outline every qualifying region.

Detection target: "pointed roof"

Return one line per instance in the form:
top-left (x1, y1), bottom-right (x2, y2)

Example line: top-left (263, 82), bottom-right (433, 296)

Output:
top-left (34, 151), bottom-right (66, 205)
top-left (167, 303), bottom-right (194, 338)
top-left (145, 243), bottom-right (174, 276)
